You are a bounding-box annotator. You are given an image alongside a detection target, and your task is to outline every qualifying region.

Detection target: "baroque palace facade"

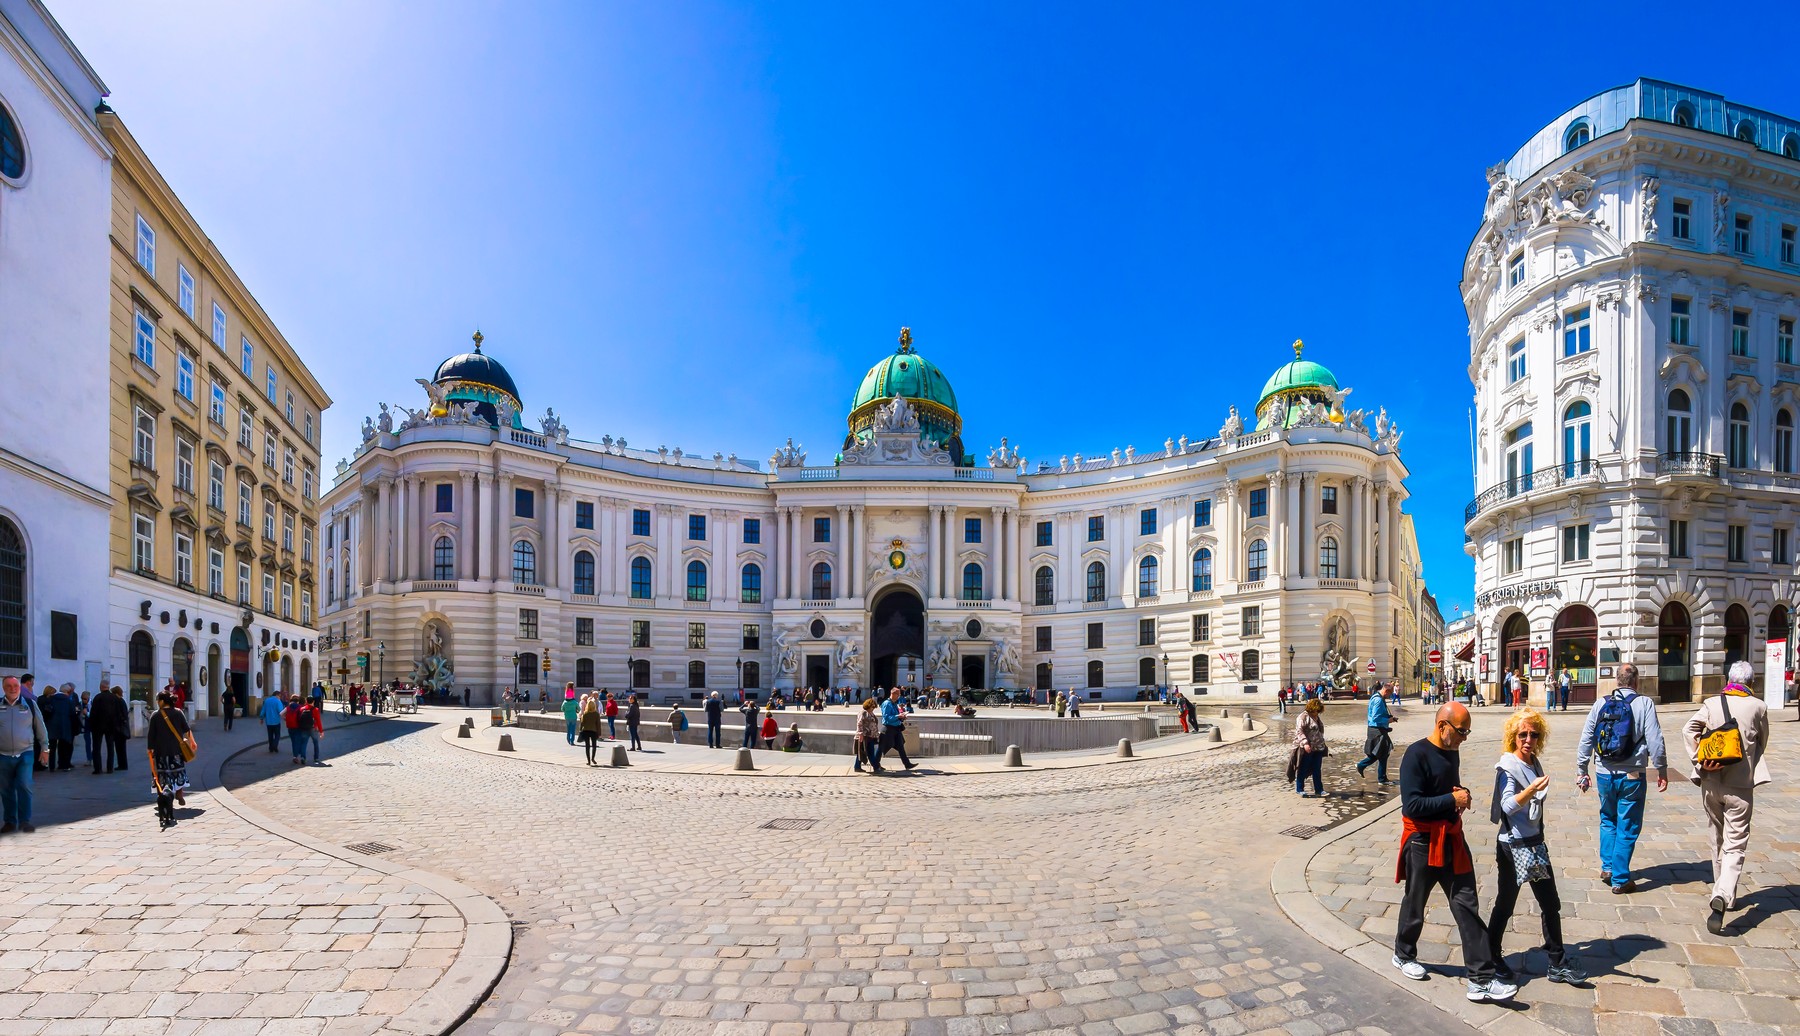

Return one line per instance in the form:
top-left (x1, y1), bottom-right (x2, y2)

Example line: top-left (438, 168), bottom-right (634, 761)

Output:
top-left (321, 331), bottom-right (1422, 704)
top-left (1465, 79), bottom-right (1800, 704)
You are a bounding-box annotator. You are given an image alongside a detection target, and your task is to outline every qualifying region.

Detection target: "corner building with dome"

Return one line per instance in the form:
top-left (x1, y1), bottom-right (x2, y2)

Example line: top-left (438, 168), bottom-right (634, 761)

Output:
top-left (319, 331), bottom-right (1423, 705)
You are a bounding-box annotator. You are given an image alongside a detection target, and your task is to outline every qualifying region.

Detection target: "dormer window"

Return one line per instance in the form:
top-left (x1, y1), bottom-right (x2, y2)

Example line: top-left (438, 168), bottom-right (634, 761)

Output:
top-left (1735, 119), bottom-right (1758, 145)
top-left (1563, 120), bottom-right (1591, 152)
top-left (1672, 102), bottom-right (1695, 128)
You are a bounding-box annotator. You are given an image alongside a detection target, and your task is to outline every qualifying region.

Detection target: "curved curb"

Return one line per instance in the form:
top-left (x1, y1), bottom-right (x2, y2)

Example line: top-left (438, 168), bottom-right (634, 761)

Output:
top-left (203, 715), bottom-right (512, 1036)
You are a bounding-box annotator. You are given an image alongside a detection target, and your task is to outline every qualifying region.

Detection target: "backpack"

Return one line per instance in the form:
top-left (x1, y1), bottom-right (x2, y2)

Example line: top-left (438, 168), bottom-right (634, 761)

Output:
top-left (295, 705), bottom-right (316, 732)
top-left (1594, 692), bottom-right (1636, 761)
top-left (283, 701), bottom-right (300, 729)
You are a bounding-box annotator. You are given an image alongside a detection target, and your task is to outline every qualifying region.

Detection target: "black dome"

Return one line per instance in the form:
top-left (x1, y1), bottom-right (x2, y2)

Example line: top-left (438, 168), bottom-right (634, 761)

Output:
top-left (434, 349), bottom-right (520, 402)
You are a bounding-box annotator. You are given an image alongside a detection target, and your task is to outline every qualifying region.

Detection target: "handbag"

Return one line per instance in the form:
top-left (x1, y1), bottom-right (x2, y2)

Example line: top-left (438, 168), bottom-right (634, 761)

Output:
top-left (1505, 833), bottom-right (1552, 886)
top-left (1696, 697), bottom-right (1745, 767)
top-left (160, 709), bottom-right (196, 763)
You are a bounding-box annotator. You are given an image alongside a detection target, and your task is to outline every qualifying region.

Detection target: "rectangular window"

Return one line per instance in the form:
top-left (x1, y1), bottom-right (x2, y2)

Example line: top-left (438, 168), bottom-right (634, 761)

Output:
top-left (1138, 617), bottom-right (1155, 647)
top-left (133, 407), bottom-right (155, 468)
top-left (208, 549), bottom-right (224, 597)
top-left (1192, 613), bottom-right (1210, 642)
top-left (132, 514), bottom-right (154, 572)
top-left (574, 501), bottom-right (593, 529)
top-left (964, 516), bottom-right (981, 543)
top-left (814, 515), bottom-right (831, 542)
top-left (631, 620), bottom-right (650, 648)
top-left (1561, 523), bottom-right (1590, 563)
top-left (237, 481), bottom-right (251, 526)
top-left (239, 408), bottom-right (252, 447)
top-left (240, 336), bottom-right (253, 376)
top-left (237, 562), bottom-right (251, 604)
top-left (207, 461), bottom-right (224, 511)
top-left (1784, 225), bottom-right (1798, 265)
top-left (261, 573), bottom-right (274, 612)
top-left (1506, 337), bottom-right (1526, 383)
top-left (263, 501), bottom-right (275, 541)
top-left (282, 445), bottom-right (294, 485)
top-left (1139, 509), bottom-right (1157, 535)
top-left (265, 363), bottom-right (276, 402)
top-left (174, 438), bottom-right (194, 493)
top-left (263, 430), bottom-right (276, 469)
top-left (1732, 309), bottom-right (1752, 357)
top-left (1248, 488), bottom-right (1267, 518)
top-left (1321, 486), bottom-right (1338, 514)
top-left (1672, 198), bottom-right (1692, 240)
top-left (515, 487), bottom-right (534, 518)
top-left (1735, 213), bottom-right (1752, 254)
top-left (1562, 306), bottom-right (1591, 357)
top-left (177, 265), bottom-right (195, 317)
top-left (519, 608), bottom-right (539, 639)
top-left (172, 534), bottom-right (192, 587)
top-left (742, 517), bottom-right (760, 544)
top-left (1036, 520), bottom-right (1052, 546)
top-left (632, 508), bottom-right (650, 536)
top-left (1780, 319), bottom-right (1795, 365)
top-left (133, 307), bottom-right (156, 368)
top-left (1194, 499), bottom-right (1211, 527)
top-left (284, 391), bottom-right (294, 424)
top-left (1670, 297), bottom-right (1691, 345)
top-left (135, 213), bottom-right (156, 273)
top-left (1088, 515), bottom-right (1104, 541)
top-left (1035, 626), bottom-right (1051, 652)
top-left (1777, 528), bottom-right (1791, 566)
top-left (742, 623), bottom-right (760, 650)
top-left (1507, 250), bottom-right (1524, 288)
top-left (1669, 519), bottom-right (1690, 559)
top-left (301, 591), bottom-right (312, 626)
top-left (435, 483), bottom-right (453, 513)
top-left (303, 412), bottom-right (313, 444)
top-left (1192, 654), bottom-right (1210, 684)
top-left (687, 622), bottom-right (706, 650)
top-left (302, 525), bottom-right (313, 562)
top-left (689, 513), bottom-right (706, 540)
top-left (1086, 622), bottom-right (1104, 650)
top-left (1501, 536), bottom-right (1523, 575)
top-left (212, 302), bottom-right (228, 349)
top-left (1728, 524), bottom-right (1746, 563)
top-left (282, 512), bottom-right (294, 552)
top-left (209, 382), bottom-right (226, 425)
top-left (575, 617), bottom-right (594, 646)
top-left (1241, 606), bottom-right (1261, 637)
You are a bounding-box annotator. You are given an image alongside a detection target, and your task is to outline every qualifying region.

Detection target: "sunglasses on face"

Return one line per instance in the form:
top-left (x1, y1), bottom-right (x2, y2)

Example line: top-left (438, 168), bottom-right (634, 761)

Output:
top-left (1441, 722), bottom-right (1471, 736)
top-left (1516, 731), bottom-right (1541, 740)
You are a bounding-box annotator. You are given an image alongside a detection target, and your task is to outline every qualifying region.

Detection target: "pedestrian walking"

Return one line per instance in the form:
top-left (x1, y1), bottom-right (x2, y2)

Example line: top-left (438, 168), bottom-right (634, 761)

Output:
top-left (1486, 707), bottom-right (1584, 985)
top-left (705, 691), bottom-right (724, 748)
top-left (1575, 663), bottom-right (1667, 894)
top-left (1054, 691), bottom-right (1066, 718)
top-left (1357, 686), bottom-right (1395, 785)
top-left (88, 685), bottom-right (124, 774)
top-left (854, 697), bottom-right (880, 773)
top-left (561, 684), bottom-right (579, 745)
top-left (1557, 669), bottom-right (1572, 712)
top-left (220, 684), bottom-right (235, 730)
top-left (260, 690), bottom-right (286, 753)
top-left (626, 694), bottom-right (644, 750)
top-left (603, 692), bottom-right (620, 741)
top-left (38, 683), bottom-right (75, 772)
top-left (668, 704), bottom-right (688, 745)
top-left (75, 690), bottom-right (91, 765)
top-left (760, 709), bottom-right (778, 750)
top-left (740, 696), bottom-right (760, 748)
top-left (577, 693), bottom-right (602, 765)
top-left (1684, 660), bottom-right (1771, 935)
top-left (283, 695), bottom-right (308, 765)
top-left (874, 687), bottom-right (916, 771)
top-left (1392, 702), bottom-right (1515, 1002)
top-left (1292, 698), bottom-right (1327, 797)
top-left (0, 676), bottom-right (48, 833)
top-left (146, 690), bottom-right (197, 829)
top-left (1176, 690), bottom-right (1190, 733)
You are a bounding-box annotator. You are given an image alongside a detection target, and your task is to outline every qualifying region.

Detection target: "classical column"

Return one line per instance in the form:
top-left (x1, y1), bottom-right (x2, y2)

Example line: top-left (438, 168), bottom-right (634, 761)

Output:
top-left (373, 478), bottom-right (392, 585)
top-left (1107, 504), bottom-right (1125, 600)
top-left (926, 505), bottom-right (941, 599)
top-left (1221, 479), bottom-right (1238, 582)
top-left (1346, 478), bottom-right (1361, 581)
top-left (544, 484), bottom-right (562, 591)
top-left (1374, 484), bottom-right (1389, 585)
top-left (773, 507), bottom-right (786, 600)
top-left (495, 474), bottom-right (513, 584)
top-left (608, 499), bottom-right (627, 595)
top-left (1384, 487), bottom-right (1400, 589)
top-left (458, 473), bottom-right (475, 581)
top-left (943, 505), bottom-right (958, 599)
top-left (1287, 471), bottom-right (1304, 579)
top-left (1062, 512), bottom-right (1077, 603)
top-left (789, 507), bottom-right (804, 601)
top-left (712, 510), bottom-right (730, 603)
top-left (1297, 473), bottom-right (1313, 579)
top-left (1267, 472), bottom-right (1285, 582)
top-left (836, 505), bottom-right (850, 599)
top-left (849, 505), bottom-right (862, 599)
top-left (355, 492), bottom-right (371, 590)
top-left (990, 505), bottom-right (1004, 601)
top-left (475, 474), bottom-right (494, 582)
top-left (660, 504), bottom-right (677, 599)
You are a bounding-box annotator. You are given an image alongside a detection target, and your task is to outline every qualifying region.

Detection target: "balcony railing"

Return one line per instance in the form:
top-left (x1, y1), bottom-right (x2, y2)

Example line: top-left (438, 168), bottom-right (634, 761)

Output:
top-left (411, 580), bottom-right (458, 592)
top-left (1655, 451), bottom-right (1723, 478)
top-left (1463, 461), bottom-right (1602, 523)
top-left (957, 600), bottom-right (992, 609)
top-left (512, 583), bottom-right (546, 596)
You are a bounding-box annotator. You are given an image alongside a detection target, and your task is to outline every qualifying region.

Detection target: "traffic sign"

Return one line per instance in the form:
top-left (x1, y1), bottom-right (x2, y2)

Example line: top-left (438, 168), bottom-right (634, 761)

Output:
top-left (1427, 649), bottom-right (1443, 665)
top-left (356, 653), bottom-right (369, 666)
top-left (1366, 659), bottom-right (1377, 673)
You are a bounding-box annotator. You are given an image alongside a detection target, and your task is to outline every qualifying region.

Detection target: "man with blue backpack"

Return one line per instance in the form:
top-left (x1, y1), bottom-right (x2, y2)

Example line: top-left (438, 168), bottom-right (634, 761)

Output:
top-left (1575, 663), bottom-right (1667, 894)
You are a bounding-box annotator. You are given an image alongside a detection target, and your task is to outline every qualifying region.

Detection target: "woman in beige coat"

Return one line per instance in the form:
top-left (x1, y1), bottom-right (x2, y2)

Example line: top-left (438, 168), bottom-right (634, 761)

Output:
top-left (1683, 660), bottom-right (1770, 935)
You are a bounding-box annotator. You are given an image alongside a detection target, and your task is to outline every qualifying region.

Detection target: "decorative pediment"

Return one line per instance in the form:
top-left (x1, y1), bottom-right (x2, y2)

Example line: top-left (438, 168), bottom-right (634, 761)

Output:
top-left (1727, 371), bottom-right (1763, 396)
top-left (736, 547), bottom-right (768, 565)
top-left (1313, 519), bottom-right (1346, 539)
top-left (1079, 545), bottom-right (1112, 564)
top-left (426, 519), bottom-right (460, 540)
top-left (1028, 548), bottom-right (1058, 565)
top-left (1660, 353), bottom-right (1708, 384)
top-left (204, 524), bottom-right (229, 546)
top-left (168, 504), bottom-right (198, 529)
top-left (1133, 543), bottom-right (1167, 561)
top-left (127, 482), bottom-right (164, 513)
top-left (680, 544), bottom-right (712, 561)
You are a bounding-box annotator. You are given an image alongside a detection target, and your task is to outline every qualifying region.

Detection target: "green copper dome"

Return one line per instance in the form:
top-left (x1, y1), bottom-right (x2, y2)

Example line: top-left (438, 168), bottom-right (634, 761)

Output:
top-left (849, 330), bottom-right (959, 417)
top-left (1257, 358), bottom-right (1338, 404)
top-left (1253, 341), bottom-right (1343, 431)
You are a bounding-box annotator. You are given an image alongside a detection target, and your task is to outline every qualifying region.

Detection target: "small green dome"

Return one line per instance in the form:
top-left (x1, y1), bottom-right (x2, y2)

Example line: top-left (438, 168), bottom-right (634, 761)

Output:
top-left (850, 331), bottom-right (959, 417)
top-left (1258, 358), bottom-right (1338, 404)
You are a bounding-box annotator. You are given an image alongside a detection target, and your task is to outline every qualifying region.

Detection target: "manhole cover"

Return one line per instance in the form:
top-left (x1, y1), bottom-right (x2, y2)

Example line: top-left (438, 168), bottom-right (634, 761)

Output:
top-left (1278, 825), bottom-right (1321, 840)
top-left (760, 818), bottom-right (818, 831)
top-left (345, 842), bottom-right (399, 855)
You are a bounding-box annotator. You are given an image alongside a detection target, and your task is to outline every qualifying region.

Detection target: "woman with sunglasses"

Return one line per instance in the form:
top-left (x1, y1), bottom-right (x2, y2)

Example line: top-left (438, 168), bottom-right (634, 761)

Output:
top-left (1487, 707), bottom-right (1583, 985)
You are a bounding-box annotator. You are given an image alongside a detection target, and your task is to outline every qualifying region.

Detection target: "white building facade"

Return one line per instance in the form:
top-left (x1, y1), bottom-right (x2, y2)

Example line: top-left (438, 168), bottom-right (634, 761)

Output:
top-left (1464, 79), bottom-right (1800, 704)
top-left (0, 0), bottom-right (113, 691)
top-left (321, 332), bottom-right (1418, 705)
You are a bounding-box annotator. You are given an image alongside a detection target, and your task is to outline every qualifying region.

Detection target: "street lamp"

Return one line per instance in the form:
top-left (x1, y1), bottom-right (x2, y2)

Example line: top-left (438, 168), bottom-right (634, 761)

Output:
top-left (735, 656), bottom-right (742, 688)
top-left (376, 641), bottom-right (386, 689)
top-left (626, 654), bottom-right (636, 692)
top-left (1287, 644), bottom-right (1295, 691)
top-left (1160, 653), bottom-right (1168, 693)
top-left (1045, 659), bottom-right (1054, 706)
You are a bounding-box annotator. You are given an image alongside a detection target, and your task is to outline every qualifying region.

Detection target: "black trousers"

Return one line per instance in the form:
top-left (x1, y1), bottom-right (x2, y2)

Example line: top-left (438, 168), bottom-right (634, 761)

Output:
top-left (1394, 834), bottom-right (1494, 981)
top-left (1488, 840), bottom-right (1566, 967)
top-left (878, 726), bottom-right (913, 768)
top-left (50, 739), bottom-right (73, 770)
top-left (222, 708), bottom-right (234, 731)
top-left (707, 720), bottom-right (722, 748)
top-left (266, 724), bottom-right (282, 752)
top-left (106, 733), bottom-right (129, 771)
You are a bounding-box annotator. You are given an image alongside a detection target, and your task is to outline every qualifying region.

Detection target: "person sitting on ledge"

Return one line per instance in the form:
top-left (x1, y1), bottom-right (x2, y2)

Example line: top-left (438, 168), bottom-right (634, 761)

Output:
top-left (781, 723), bottom-right (804, 752)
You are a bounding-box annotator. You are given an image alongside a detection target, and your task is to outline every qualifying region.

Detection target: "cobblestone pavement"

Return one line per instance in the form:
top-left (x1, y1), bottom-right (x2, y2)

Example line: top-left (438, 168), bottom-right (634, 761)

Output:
top-left (0, 719), bottom-right (474, 1036)
top-left (226, 706), bottom-right (1469, 1036)
top-left (1297, 702), bottom-right (1800, 1036)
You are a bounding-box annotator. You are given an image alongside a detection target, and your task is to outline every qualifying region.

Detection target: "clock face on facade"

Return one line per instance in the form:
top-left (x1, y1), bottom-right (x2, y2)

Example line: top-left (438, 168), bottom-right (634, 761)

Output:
top-left (889, 549), bottom-right (906, 569)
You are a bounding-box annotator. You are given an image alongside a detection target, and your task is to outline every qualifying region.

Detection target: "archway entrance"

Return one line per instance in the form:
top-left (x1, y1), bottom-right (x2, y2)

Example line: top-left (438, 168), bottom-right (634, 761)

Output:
top-left (1658, 602), bottom-right (1691, 703)
top-left (206, 644), bottom-right (222, 714)
top-left (1724, 604), bottom-right (1750, 669)
top-left (1552, 605), bottom-right (1598, 705)
top-left (960, 653), bottom-right (985, 690)
top-left (1501, 613), bottom-right (1531, 683)
top-left (869, 586), bottom-right (924, 690)
top-left (229, 627), bottom-right (251, 713)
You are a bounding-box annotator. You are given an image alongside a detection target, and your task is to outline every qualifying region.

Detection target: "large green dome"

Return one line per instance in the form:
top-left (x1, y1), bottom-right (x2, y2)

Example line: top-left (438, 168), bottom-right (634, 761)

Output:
top-left (1257, 358), bottom-right (1338, 404)
top-left (849, 331), bottom-right (959, 417)
top-left (1253, 341), bottom-right (1343, 431)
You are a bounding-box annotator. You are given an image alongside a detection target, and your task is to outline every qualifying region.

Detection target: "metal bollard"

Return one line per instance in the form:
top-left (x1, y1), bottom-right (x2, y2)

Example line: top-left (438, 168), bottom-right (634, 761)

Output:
top-left (497, 734), bottom-right (515, 752)
top-left (1116, 738), bottom-right (1134, 758)
top-left (456, 725), bottom-right (472, 739)
top-left (611, 744), bottom-right (630, 767)
top-left (1003, 744), bottom-right (1024, 767)
top-left (734, 748), bottom-right (755, 771)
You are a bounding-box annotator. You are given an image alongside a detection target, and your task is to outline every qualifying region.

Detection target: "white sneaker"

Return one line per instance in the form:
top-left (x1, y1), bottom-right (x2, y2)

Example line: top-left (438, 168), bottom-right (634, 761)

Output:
top-left (1391, 955), bottom-right (1427, 981)
top-left (1466, 977), bottom-right (1518, 1002)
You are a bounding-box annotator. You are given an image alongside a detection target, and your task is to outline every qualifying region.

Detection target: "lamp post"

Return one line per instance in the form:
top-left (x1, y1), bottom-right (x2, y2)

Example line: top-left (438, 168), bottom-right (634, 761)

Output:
top-left (735, 656), bottom-right (743, 689)
top-left (376, 641), bottom-right (385, 690)
top-left (1045, 659), bottom-right (1054, 706)
top-left (542, 649), bottom-right (552, 687)
top-left (1160, 653), bottom-right (1168, 694)
top-left (626, 654), bottom-right (636, 692)
top-left (1287, 644), bottom-right (1295, 692)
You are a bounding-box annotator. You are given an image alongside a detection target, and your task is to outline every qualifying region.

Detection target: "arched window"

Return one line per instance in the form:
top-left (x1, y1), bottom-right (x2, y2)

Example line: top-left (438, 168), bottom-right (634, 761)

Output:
top-left (1137, 556), bottom-right (1158, 598)
top-left (575, 657), bottom-right (594, 688)
top-left (630, 658), bottom-right (649, 688)
top-left (1562, 400), bottom-right (1592, 477)
top-left (629, 556), bottom-right (652, 599)
top-left (741, 563), bottom-right (762, 604)
top-left (1086, 561), bottom-right (1106, 603)
top-left (742, 661), bottom-right (761, 688)
top-left (1192, 654), bottom-right (1209, 683)
top-left (511, 541), bottom-right (536, 585)
top-left (171, 637), bottom-right (193, 690)
top-left (0, 100), bottom-right (24, 180)
top-left (431, 537), bottom-right (453, 581)
top-left (1505, 421), bottom-right (1534, 493)
top-left (1246, 539), bottom-right (1268, 581)
top-left (517, 652), bottom-right (538, 685)
top-left (129, 629), bottom-right (154, 699)
top-left (687, 560), bottom-right (708, 601)
top-left (1242, 648), bottom-right (1261, 682)
top-left (1666, 389), bottom-right (1692, 453)
top-left (1034, 565), bottom-right (1054, 606)
top-left (961, 563), bottom-right (983, 601)
top-left (1673, 102), bottom-right (1695, 128)
top-left (1729, 402), bottom-right (1751, 468)
top-left (688, 660), bottom-right (706, 689)
top-left (0, 517), bottom-right (25, 668)
top-left (573, 550), bottom-right (595, 595)
top-left (1319, 537), bottom-right (1340, 579)
top-left (1725, 604), bottom-right (1751, 668)
top-left (1784, 133), bottom-right (1800, 160)
top-left (1564, 120), bottom-right (1591, 152)
top-left (1192, 548), bottom-right (1212, 592)
top-left (1035, 662), bottom-right (1052, 691)
top-left (1086, 659), bottom-right (1104, 688)
top-left (1736, 119), bottom-right (1758, 145)
top-left (811, 562), bottom-right (833, 600)
top-left (1777, 410), bottom-right (1795, 474)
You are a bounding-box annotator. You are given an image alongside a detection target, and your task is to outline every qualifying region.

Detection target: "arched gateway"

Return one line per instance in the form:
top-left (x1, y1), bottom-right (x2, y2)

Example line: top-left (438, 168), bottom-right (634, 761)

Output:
top-left (869, 586), bottom-right (924, 690)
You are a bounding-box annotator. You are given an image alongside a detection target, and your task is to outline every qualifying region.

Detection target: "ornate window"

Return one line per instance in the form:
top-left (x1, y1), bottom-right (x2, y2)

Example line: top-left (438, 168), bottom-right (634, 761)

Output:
top-left (1563, 120), bottom-right (1591, 152)
top-left (1562, 306), bottom-right (1591, 357)
top-left (687, 560), bottom-right (708, 601)
top-left (1506, 337), bottom-right (1526, 383)
top-left (961, 563), bottom-right (982, 601)
top-left (511, 540), bottom-right (537, 585)
top-left (573, 550), bottom-right (595, 595)
top-left (1034, 565), bottom-right (1053, 606)
top-left (1137, 556), bottom-right (1158, 598)
top-left (1670, 297), bottom-right (1692, 345)
top-left (1505, 421), bottom-right (1534, 493)
top-left (1562, 401), bottom-right (1592, 477)
top-left (1246, 539), bottom-right (1268, 581)
top-left (1085, 561), bottom-right (1106, 603)
top-left (1192, 548), bottom-right (1212, 592)
top-left (0, 99), bottom-right (24, 181)
top-left (742, 661), bottom-right (760, 689)
top-left (810, 561), bottom-right (832, 600)
top-left (0, 518), bottom-right (24, 667)
top-left (630, 556), bottom-right (652, 599)
top-left (1673, 102), bottom-right (1695, 128)
top-left (1777, 410), bottom-right (1794, 474)
top-left (741, 563), bottom-right (762, 604)
top-left (1729, 402), bottom-right (1751, 468)
top-left (1319, 537), bottom-right (1339, 579)
top-left (1666, 389), bottom-right (1692, 453)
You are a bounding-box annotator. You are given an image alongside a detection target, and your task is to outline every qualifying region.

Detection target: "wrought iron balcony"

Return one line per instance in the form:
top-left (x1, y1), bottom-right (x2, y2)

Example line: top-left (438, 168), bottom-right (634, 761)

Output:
top-left (1655, 451), bottom-right (1723, 478)
top-left (1463, 462), bottom-right (1602, 523)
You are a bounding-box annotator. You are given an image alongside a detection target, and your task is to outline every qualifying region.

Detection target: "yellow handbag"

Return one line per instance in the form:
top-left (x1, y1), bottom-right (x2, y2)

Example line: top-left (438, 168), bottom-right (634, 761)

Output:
top-left (1695, 697), bottom-right (1744, 767)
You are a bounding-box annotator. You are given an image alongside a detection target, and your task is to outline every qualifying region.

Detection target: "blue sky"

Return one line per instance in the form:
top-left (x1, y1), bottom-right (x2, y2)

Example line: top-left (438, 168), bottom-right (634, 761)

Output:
top-left (51, 0), bottom-right (1800, 616)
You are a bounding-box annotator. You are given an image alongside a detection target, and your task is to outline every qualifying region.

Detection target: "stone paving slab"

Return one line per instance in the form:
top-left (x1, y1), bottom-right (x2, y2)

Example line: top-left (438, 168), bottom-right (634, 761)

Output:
top-left (0, 715), bottom-right (506, 1036)
top-left (1280, 701), bottom-right (1800, 1036)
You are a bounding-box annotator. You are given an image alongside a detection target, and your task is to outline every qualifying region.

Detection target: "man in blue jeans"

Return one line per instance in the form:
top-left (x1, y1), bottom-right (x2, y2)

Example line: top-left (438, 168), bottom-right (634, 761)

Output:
top-left (0, 676), bottom-right (50, 834)
top-left (1575, 663), bottom-right (1667, 894)
top-left (872, 687), bottom-right (916, 772)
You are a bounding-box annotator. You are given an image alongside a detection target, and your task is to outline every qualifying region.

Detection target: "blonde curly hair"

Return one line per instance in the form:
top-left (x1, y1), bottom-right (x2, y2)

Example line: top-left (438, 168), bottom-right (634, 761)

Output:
top-left (1501, 706), bottom-right (1548, 754)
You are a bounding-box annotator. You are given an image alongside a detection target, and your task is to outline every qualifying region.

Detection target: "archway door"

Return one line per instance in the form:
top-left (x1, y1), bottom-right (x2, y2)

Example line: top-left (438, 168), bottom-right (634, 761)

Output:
top-left (1724, 605), bottom-right (1751, 670)
top-left (229, 627), bottom-right (251, 713)
top-left (206, 644), bottom-right (222, 714)
top-left (1501, 613), bottom-right (1531, 685)
top-left (869, 586), bottom-right (924, 690)
top-left (1552, 605), bottom-right (1598, 706)
top-left (960, 653), bottom-right (985, 690)
top-left (1658, 602), bottom-right (1692, 703)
